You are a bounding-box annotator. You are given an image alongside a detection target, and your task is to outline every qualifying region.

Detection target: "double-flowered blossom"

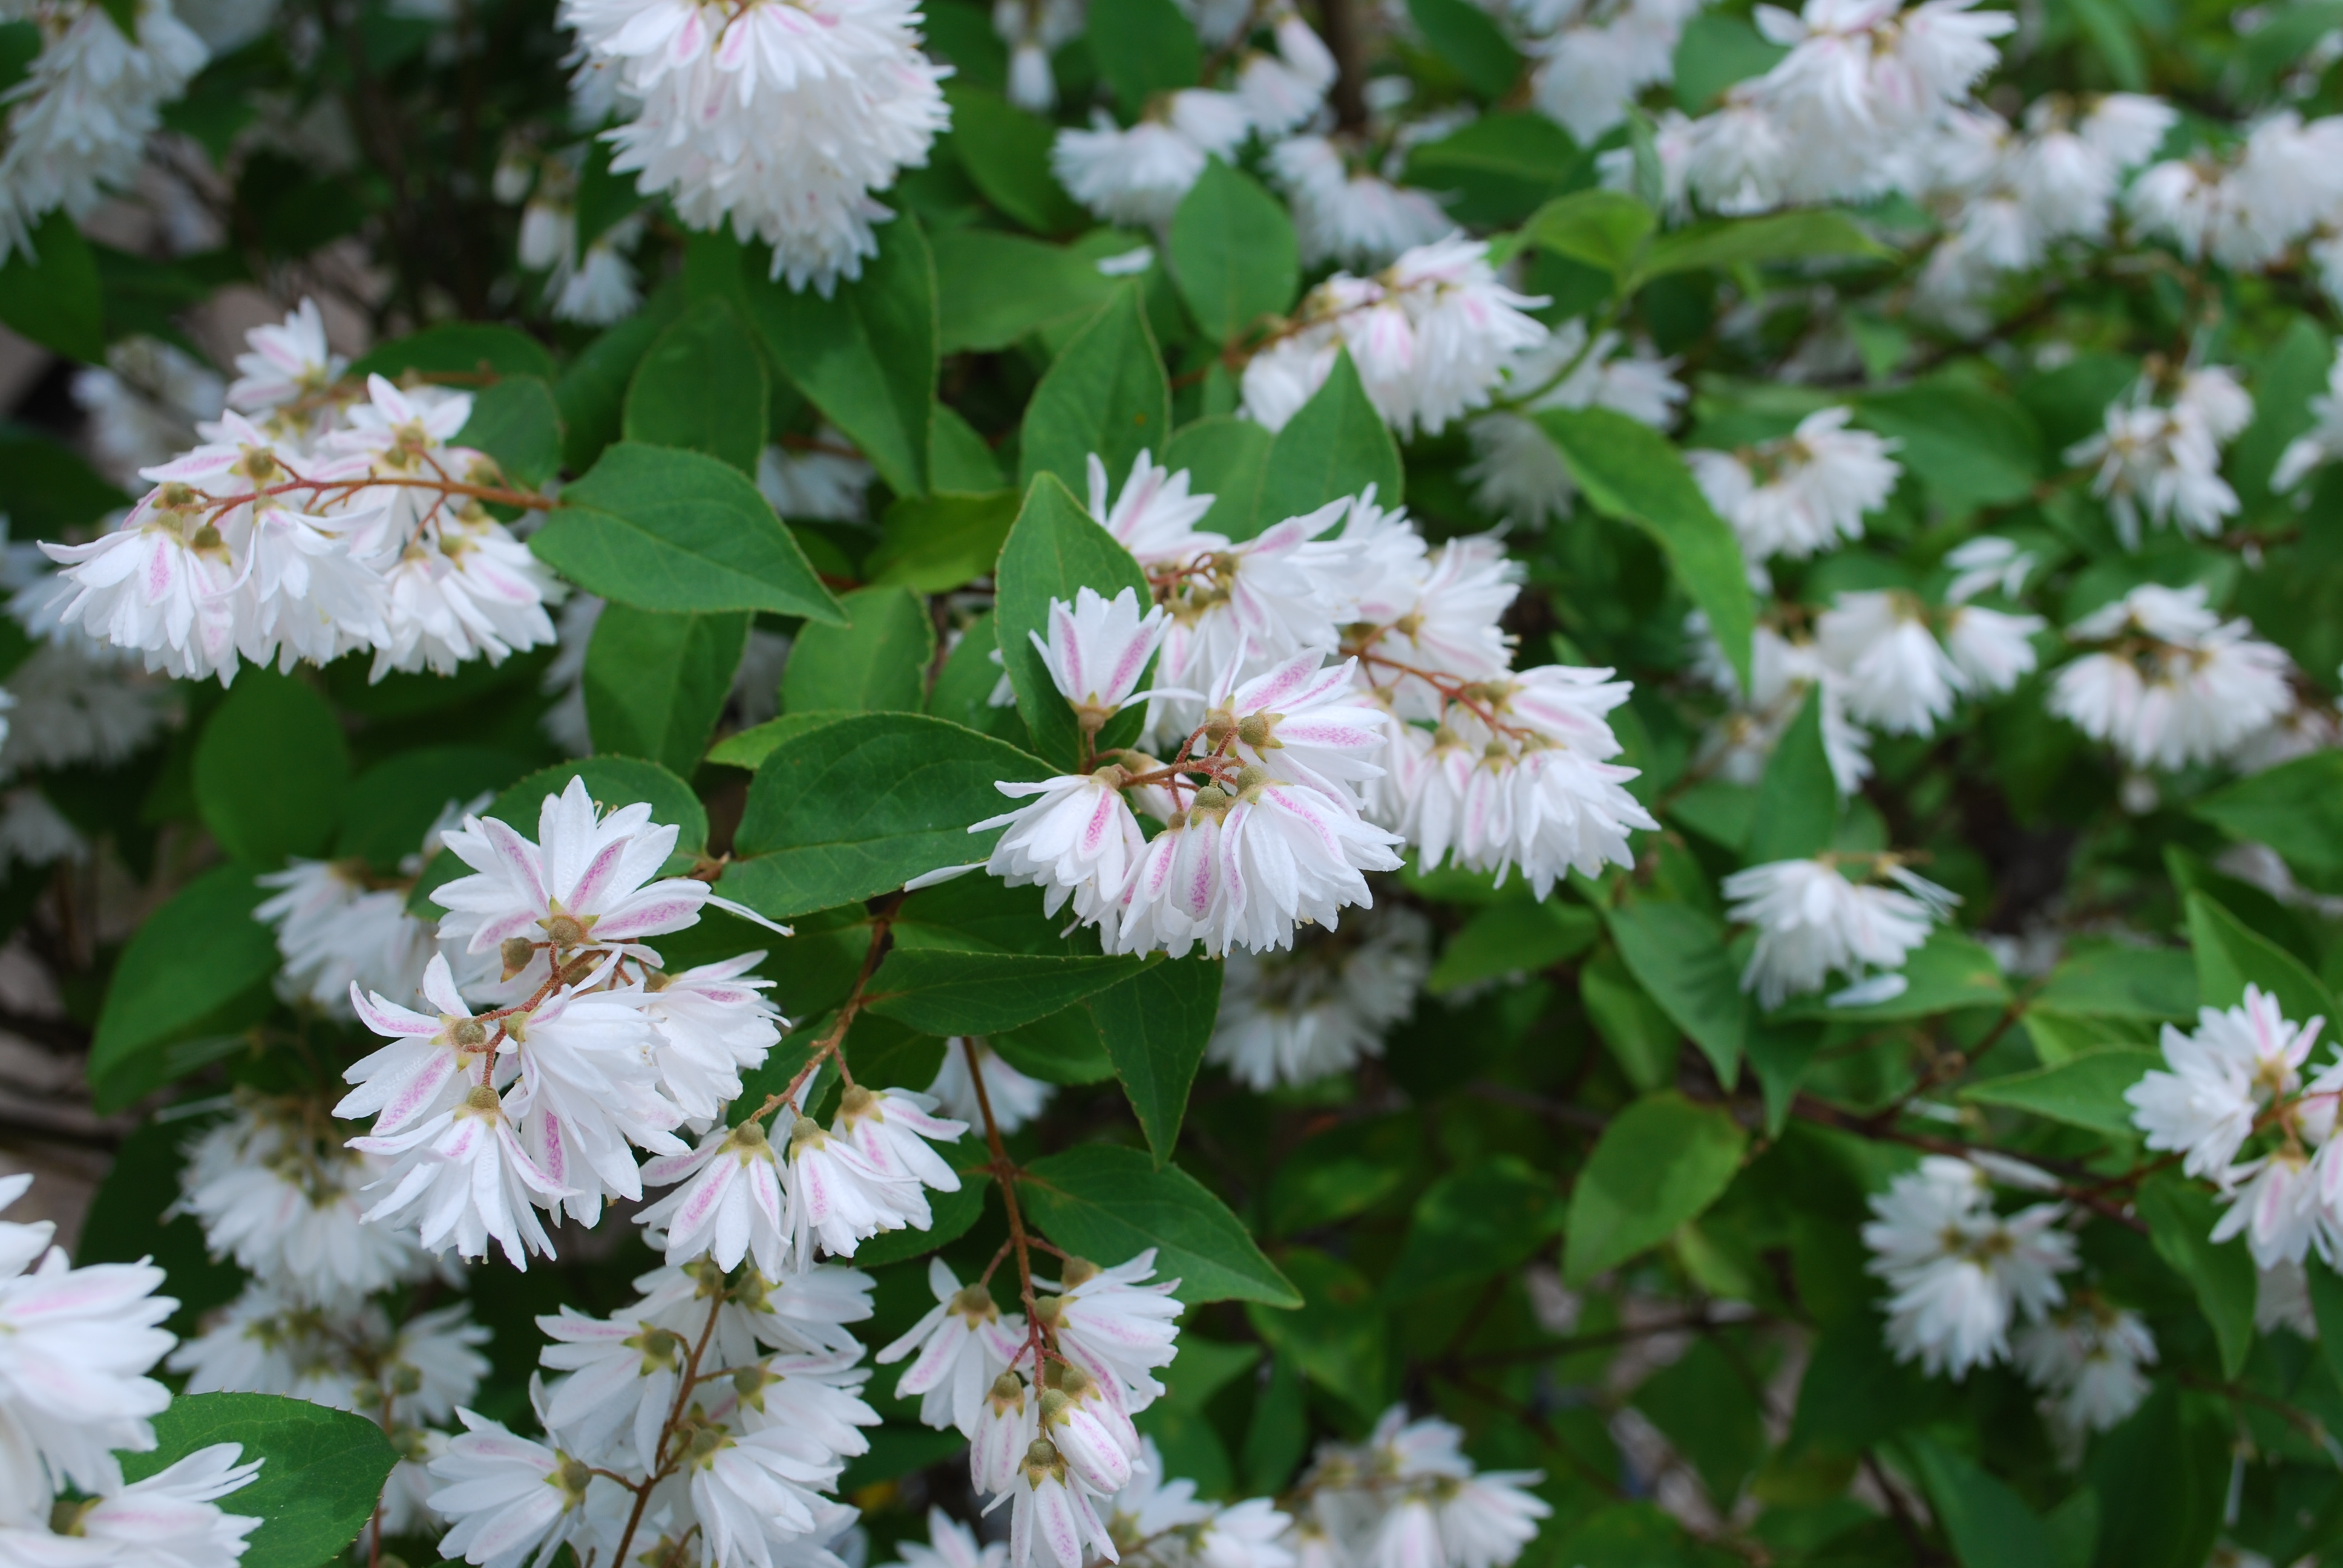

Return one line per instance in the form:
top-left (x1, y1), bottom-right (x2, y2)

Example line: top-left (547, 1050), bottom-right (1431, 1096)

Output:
top-left (0, 1172), bottom-right (266, 1554)
top-left (1209, 903), bottom-right (1432, 1088)
top-left (1240, 236), bottom-right (1549, 439)
top-left (2048, 583), bottom-right (2294, 771)
top-left (1289, 1406), bottom-right (1550, 1568)
top-left (1863, 1157), bottom-right (2076, 1379)
top-left (1053, 91), bottom-right (1250, 226)
top-left (1687, 407), bottom-right (1902, 563)
top-left (2014, 1298), bottom-right (2158, 1436)
top-left (1723, 854), bottom-right (1959, 1008)
top-left (560, 0), bottom-right (951, 293)
top-left (33, 302), bottom-right (561, 686)
top-left (2066, 367), bottom-right (2254, 546)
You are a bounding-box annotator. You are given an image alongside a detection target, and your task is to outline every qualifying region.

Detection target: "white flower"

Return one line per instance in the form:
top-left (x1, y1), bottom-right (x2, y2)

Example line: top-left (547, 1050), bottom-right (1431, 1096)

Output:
top-left (1101, 1435), bottom-right (1210, 1541)
top-left (1240, 237), bottom-right (1548, 439)
top-left (225, 298), bottom-right (342, 412)
top-left (1089, 452), bottom-right (1221, 564)
top-left (877, 1258), bottom-right (1029, 1437)
top-left (432, 776), bottom-right (776, 967)
top-left (1005, 1441), bottom-right (1121, 1568)
top-left (1, 1442), bottom-right (264, 1568)
top-left (2256, 1262), bottom-right (2319, 1337)
top-left (2065, 368), bottom-right (2254, 547)
top-left (0, 1174), bottom-right (175, 1501)
top-left (536, 1301), bottom-right (695, 1472)
top-left (973, 772), bottom-right (1152, 929)
top-left (1814, 590), bottom-right (1964, 736)
top-left (563, 0), bottom-right (950, 294)
top-left (340, 952), bottom-right (499, 1139)
top-left (686, 1423), bottom-right (854, 1568)
top-left (2014, 1301), bottom-right (2157, 1434)
top-left (1265, 136), bottom-right (1451, 270)
top-left (643, 953), bottom-right (787, 1123)
top-left (1723, 857), bottom-right (1958, 1008)
top-left (2275, 342), bottom-right (2343, 494)
top-left (1210, 903), bottom-right (1432, 1089)
top-left (2127, 985), bottom-right (2318, 1180)
top-left (0, 639), bottom-right (172, 776)
top-left (430, 1410), bottom-right (624, 1568)
top-left (785, 1112), bottom-right (936, 1268)
top-left (835, 1085), bottom-right (968, 1198)
top-left (350, 1082), bottom-right (571, 1267)
top-left (1146, 503), bottom-right (1359, 740)
top-left (1863, 1157), bottom-right (2076, 1379)
top-left (175, 1097), bottom-right (424, 1310)
top-left (1052, 91), bottom-right (1249, 226)
top-left (2214, 1146), bottom-right (2322, 1269)
top-left (0, 0), bottom-right (208, 261)
top-left (972, 1367), bottom-right (1038, 1496)
top-left (927, 1040), bottom-right (1055, 1132)
top-left (892, 1507), bottom-right (1009, 1568)
top-left (72, 336), bottom-right (223, 488)
top-left (1198, 1499), bottom-right (1300, 1568)
top-left (255, 857), bottom-right (437, 1017)
top-left (1941, 603), bottom-right (2043, 694)
top-left (1041, 1250), bottom-right (1181, 1417)
top-left (2050, 584), bottom-right (2294, 769)
top-left (637, 1118), bottom-right (794, 1280)
top-left (1688, 408), bottom-right (1900, 561)
top-left (1432, 1472), bottom-right (1550, 1568)
top-left (761, 434), bottom-right (877, 523)
top-left (1029, 586), bottom-right (1172, 729)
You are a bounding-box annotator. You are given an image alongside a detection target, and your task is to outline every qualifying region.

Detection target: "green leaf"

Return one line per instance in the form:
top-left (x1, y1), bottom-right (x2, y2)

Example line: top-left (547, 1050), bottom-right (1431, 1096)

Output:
top-left (942, 86), bottom-right (1089, 237)
top-left (89, 865), bottom-right (279, 1112)
top-left (742, 214), bottom-right (937, 497)
top-left (1906, 1433), bottom-right (2060, 1568)
top-left (863, 949), bottom-right (1144, 1034)
top-left (0, 426), bottom-right (128, 535)
top-left (122, 1393), bottom-right (398, 1568)
top-left (1088, 0), bottom-right (1201, 116)
top-left (536, 442), bottom-right (847, 621)
top-left (0, 212), bottom-right (105, 362)
top-left (1426, 900), bottom-right (1600, 994)
top-left (1562, 1089), bottom-right (1747, 1285)
top-left (1603, 900), bottom-right (1746, 1085)
top-left (708, 712), bottom-right (852, 771)
top-left (2084, 1385), bottom-right (2230, 1568)
top-left (994, 1005), bottom-right (1117, 1083)
top-left (2194, 750), bottom-right (2343, 890)
top-left (2239, 0), bottom-right (2343, 90)
top-left (194, 670), bottom-right (351, 864)
top-left (927, 609), bottom-right (1032, 746)
top-left (1020, 285), bottom-right (1171, 496)
top-left (994, 473), bottom-right (1153, 768)
top-left (623, 296), bottom-right (770, 475)
top-left (1747, 688), bottom-right (1838, 861)
top-left (2186, 890), bottom-right (2337, 1028)
top-left (1094, 954), bottom-right (1222, 1163)
top-left (2138, 1174), bottom-right (2256, 1379)
top-left (456, 375), bottom-right (564, 489)
top-left (933, 405), bottom-right (1003, 491)
top-left (1774, 932), bottom-right (2010, 1022)
top-left (1671, 10), bottom-right (1786, 110)
top-left (1388, 1155), bottom-right (1564, 1304)
top-left (782, 584), bottom-right (935, 715)
top-left (0, 22), bottom-right (42, 99)
top-left (1267, 1114), bottom-right (1424, 1235)
top-left (333, 745), bottom-right (529, 872)
top-left (1960, 1047), bottom-right (2161, 1135)
top-left (865, 491), bottom-right (1020, 593)
top-left (1170, 161), bottom-right (1299, 345)
top-left (1397, 114), bottom-right (1579, 227)
top-left (348, 321), bottom-right (556, 383)
top-left (584, 606), bottom-right (751, 776)
top-left (2307, 1262), bottom-right (2343, 1386)
top-left (726, 713), bottom-right (1054, 920)
top-left (936, 230), bottom-right (1115, 351)
top-left (1406, 0), bottom-right (1522, 97)
top-left (1019, 1144), bottom-right (1301, 1307)
top-left (1526, 189), bottom-right (1654, 283)
top-left (557, 288), bottom-right (684, 474)
top-left (1253, 349), bottom-right (1404, 534)
top-left (1633, 209), bottom-right (1888, 286)
top-left (1164, 415), bottom-right (1273, 540)
top-left (1634, 1339), bottom-right (1765, 1506)
top-left (1244, 1248), bottom-right (1389, 1417)
top-left (1857, 380), bottom-right (2044, 514)
top-left (2033, 944), bottom-right (2198, 1019)
top-left (2231, 316), bottom-right (2329, 512)
top-left (1580, 947), bottom-right (1679, 1091)
top-left (1540, 405), bottom-right (1753, 691)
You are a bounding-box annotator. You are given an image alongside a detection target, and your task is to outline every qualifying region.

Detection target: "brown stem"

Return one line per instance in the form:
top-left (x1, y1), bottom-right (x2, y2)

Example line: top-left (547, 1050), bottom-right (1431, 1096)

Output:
top-left (613, 1290), bottom-right (726, 1565)
top-left (1311, 0), bottom-right (1370, 131)
top-left (962, 1036), bottom-right (1052, 1374)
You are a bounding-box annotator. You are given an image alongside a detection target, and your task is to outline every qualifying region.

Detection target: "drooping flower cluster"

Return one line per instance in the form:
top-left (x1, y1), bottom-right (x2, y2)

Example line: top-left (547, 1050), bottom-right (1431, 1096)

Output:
top-left (255, 797), bottom-right (477, 1016)
top-left (2048, 583), bottom-right (2295, 773)
top-left (1208, 902), bottom-right (1432, 1089)
top-left (1723, 854), bottom-right (1959, 1008)
top-left (1240, 237), bottom-right (1549, 437)
top-left (969, 458), bottom-right (1657, 953)
top-left (33, 300), bottom-right (562, 685)
top-left (1686, 407), bottom-right (1902, 564)
top-left (2013, 1296), bottom-right (2158, 1439)
top-left (2065, 366), bottom-right (2255, 547)
top-left (0, 0), bottom-right (208, 260)
top-left (2127, 986), bottom-right (2343, 1270)
top-left (1862, 1156), bottom-right (2076, 1379)
top-left (2126, 112), bottom-right (2343, 301)
top-left (0, 1172), bottom-right (266, 1560)
top-left (1286, 1405), bottom-right (1552, 1568)
top-left (560, 0), bottom-right (952, 293)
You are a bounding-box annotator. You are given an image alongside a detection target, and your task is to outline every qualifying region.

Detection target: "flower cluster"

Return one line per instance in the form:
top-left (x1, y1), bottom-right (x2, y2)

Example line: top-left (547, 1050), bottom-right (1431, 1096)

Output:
top-left (0, 1172), bottom-right (267, 1561)
top-left (561, 0), bottom-right (951, 292)
top-left (1687, 407), bottom-right (1901, 565)
top-left (2066, 366), bottom-right (2255, 547)
top-left (1286, 1406), bottom-right (1552, 1568)
top-left (1861, 1156), bottom-right (2076, 1379)
top-left (1723, 854), bottom-right (1958, 1009)
top-left (2048, 583), bottom-right (2295, 773)
top-left (1209, 902), bottom-right (1432, 1089)
top-left (34, 301), bottom-right (562, 685)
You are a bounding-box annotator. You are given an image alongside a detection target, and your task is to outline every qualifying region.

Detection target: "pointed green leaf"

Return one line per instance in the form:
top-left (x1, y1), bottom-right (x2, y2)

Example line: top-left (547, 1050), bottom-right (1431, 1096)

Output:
top-left (782, 584), bottom-right (935, 714)
top-left (194, 670), bottom-right (351, 864)
top-left (348, 321), bottom-right (556, 383)
top-left (1525, 189), bottom-right (1654, 282)
top-left (1020, 285), bottom-right (1171, 495)
top-left (1632, 209), bottom-right (1888, 285)
top-left (122, 1393), bottom-right (398, 1568)
top-left (1388, 1155), bottom-right (1565, 1303)
top-left (1170, 160), bottom-right (1299, 345)
top-left (2139, 1174), bottom-right (2256, 1379)
top-left (456, 375), bottom-right (564, 489)
top-left (1164, 414), bottom-right (1273, 540)
top-left (88, 864), bottom-right (280, 1111)
top-left (536, 442), bottom-right (846, 622)
top-left (1020, 1143), bottom-right (1301, 1306)
top-left (1906, 1433), bottom-right (2060, 1568)
top-left (0, 212), bottom-right (112, 362)
top-left (994, 473), bottom-right (1152, 768)
top-left (1088, 0), bottom-right (1201, 115)
top-left (866, 489), bottom-right (1021, 593)
top-left (1253, 350), bottom-right (1403, 537)
top-left (1563, 1089), bottom-right (1747, 1285)
top-left (623, 296), bottom-right (770, 474)
top-left (1603, 900), bottom-right (1746, 1084)
top-left (1747, 688), bottom-right (1839, 861)
top-left (1094, 954), bottom-right (1222, 1163)
top-left (2186, 890), bottom-right (2337, 1028)
top-left (865, 949), bottom-right (1144, 1034)
top-left (1959, 1047), bottom-right (2161, 1135)
top-left (583, 606), bottom-right (751, 776)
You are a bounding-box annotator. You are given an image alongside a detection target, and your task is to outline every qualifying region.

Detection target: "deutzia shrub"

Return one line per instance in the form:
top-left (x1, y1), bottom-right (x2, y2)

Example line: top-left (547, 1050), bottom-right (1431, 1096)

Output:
top-left (24, 0), bottom-right (2343, 1561)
